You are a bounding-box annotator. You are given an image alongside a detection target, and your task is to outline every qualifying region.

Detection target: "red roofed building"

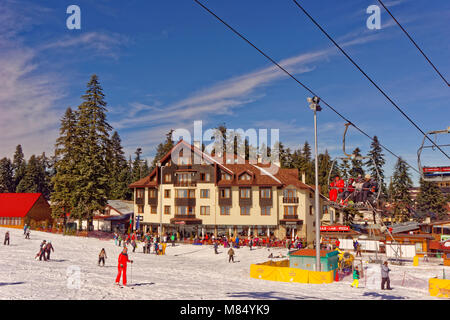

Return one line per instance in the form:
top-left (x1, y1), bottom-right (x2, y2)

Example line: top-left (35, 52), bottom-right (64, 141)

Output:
top-left (0, 193), bottom-right (52, 228)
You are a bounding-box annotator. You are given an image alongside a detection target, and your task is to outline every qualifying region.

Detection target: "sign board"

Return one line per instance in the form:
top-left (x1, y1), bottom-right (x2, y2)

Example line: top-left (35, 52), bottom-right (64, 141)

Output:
top-left (175, 221), bottom-right (185, 225)
top-left (320, 226), bottom-right (350, 232)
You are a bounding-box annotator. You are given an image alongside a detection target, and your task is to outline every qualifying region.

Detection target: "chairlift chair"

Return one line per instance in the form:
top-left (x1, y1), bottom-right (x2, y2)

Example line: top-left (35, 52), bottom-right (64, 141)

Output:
top-left (417, 127), bottom-right (450, 183)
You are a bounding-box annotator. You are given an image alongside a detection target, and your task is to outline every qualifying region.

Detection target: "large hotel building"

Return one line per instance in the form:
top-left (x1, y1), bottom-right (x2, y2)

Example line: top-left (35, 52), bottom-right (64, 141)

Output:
top-left (129, 140), bottom-right (326, 242)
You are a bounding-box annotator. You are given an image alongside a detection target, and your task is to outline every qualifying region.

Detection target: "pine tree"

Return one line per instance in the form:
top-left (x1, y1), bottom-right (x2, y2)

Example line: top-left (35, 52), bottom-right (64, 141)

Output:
top-left (415, 179), bottom-right (447, 221)
top-left (0, 158), bottom-right (15, 193)
top-left (318, 150), bottom-right (339, 195)
top-left (16, 155), bottom-right (42, 193)
top-left (365, 136), bottom-right (386, 196)
top-left (390, 157), bottom-right (413, 222)
top-left (108, 131), bottom-right (131, 200)
top-left (51, 107), bottom-right (78, 223)
top-left (349, 147), bottom-right (365, 178)
top-left (132, 147), bottom-right (143, 182)
top-left (151, 130), bottom-right (175, 169)
top-left (301, 141), bottom-right (314, 185)
top-left (339, 158), bottom-right (351, 180)
top-left (13, 144), bottom-right (27, 192)
top-left (72, 74), bottom-right (111, 229)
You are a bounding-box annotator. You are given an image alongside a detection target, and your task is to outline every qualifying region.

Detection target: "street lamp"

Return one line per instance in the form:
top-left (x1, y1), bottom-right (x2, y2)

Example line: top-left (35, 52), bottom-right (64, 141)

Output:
top-left (157, 161), bottom-right (164, 239)
top-left (308, 96), bottom-right (322, 271)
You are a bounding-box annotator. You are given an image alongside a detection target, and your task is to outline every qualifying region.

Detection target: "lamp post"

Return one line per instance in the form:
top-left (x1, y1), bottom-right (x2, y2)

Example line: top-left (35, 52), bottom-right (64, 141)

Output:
top-left (157, 162), bottom-right (164, 239)
top-left (308, 96), bottom-right (322, 271)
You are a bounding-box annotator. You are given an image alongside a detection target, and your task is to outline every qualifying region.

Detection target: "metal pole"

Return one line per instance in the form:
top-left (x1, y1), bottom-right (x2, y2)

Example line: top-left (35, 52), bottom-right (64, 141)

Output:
top-left (308, 96), bottom-right (321, 271)
top-left (158, 163), bottom-right (163, 239)
top-left (314, 108), bottom-right (321, 271)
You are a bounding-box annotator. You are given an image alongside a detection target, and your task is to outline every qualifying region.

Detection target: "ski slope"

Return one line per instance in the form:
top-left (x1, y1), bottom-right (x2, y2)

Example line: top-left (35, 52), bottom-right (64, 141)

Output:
top-left (0, 227), bottom-right (447, 300)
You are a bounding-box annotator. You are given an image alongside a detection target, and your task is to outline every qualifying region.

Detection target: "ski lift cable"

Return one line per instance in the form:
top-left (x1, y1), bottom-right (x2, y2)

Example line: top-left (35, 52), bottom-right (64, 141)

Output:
top-left (291, 0), bottom-right (450, 161)
top-left (192, 0), bottom-right (420, 174)
top-left (377, 0), bottom-right (450, 87)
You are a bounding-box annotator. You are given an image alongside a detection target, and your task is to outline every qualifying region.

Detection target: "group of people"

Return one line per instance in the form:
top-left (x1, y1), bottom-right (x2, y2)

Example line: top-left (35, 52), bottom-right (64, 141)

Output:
top-left (329, 174), bottom-right (378, 207)
top-left (35, 240), bottom-right (54, 261)
top-left (350, 261), bottom-right (392, 290)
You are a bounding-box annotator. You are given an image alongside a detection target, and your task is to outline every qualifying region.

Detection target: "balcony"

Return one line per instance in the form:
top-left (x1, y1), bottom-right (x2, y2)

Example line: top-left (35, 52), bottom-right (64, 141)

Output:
top-left (283, 197), bottom-right (299, 204)
top-left (174, 214), bottom-right (196, 219)
top-left (283, 214), bottom-right (299, 220)
top-left (174, 181), bottom-right (197, 187)
top-left (175, 198), bottom-right (196, 207)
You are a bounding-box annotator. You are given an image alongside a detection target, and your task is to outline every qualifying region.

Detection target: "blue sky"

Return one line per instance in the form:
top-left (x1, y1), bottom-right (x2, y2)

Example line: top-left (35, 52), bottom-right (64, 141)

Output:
top-left (0, 0), bottom-right (449, 185)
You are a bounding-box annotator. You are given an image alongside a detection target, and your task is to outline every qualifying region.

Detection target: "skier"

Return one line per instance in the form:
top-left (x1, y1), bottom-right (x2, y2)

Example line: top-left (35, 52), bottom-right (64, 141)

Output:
top-left (356, 243), bottom-right (362, 257)
top-left (98, 248), bottom-right (107, 266)
top-left (214, 241), bottom-right (219, 254)
top-left (114, 233), bottom-right (118, 246)
top-left (249, 238), bottom-right (253, 251)
top-left (25, 227), bottom-right (31, 239)
top-left (158, 242), bottom-right (163, 255)
top-left (118, 234), bottom-right (122, 247)
top-left (36, 240), bottom-right (47, 261)
top-left (115, 247), bottom-right (133, 287)
top-left (45, 241), bottom-right (54, 260)
top-left (4, 231), bottom-right (10, 245)
top-left (381, 261), bottom-right (392, 290)
top-left (131, 239), bottom-right (137, 253)
top-left (228, 247), bottom-right (235, 263)
top-left (23, 224), bottom-right (28, 235)
top-left (154, 241), bottom-right (159, 255)
top-left (350, 266), bottom-right (360, 288)
top-left (171, 233), bottom-right (175, 247)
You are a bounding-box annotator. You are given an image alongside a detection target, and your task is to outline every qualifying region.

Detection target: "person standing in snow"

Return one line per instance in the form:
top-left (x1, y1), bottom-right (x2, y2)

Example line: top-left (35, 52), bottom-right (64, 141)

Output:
top-left (171, 233), bottom-right (175, 247)
top-left (23, 224), bottom-right (28, 235)
top-left (381, 261), bottom-right (392, 290)
top-left (37, 240), bottom-right (47, 261)
top-left (356, 243), bottom-right (362, 257)
top-left (228, 247), bottom-right (235, 263)
top-left (214, 241), bottom-right (219, 254)
top-left (118, 234), bottom-right (122, 247)
top-left (350, 266), bottom-right (360, 288)
top-left (249, 238), bottom-right (253, 251)
top-left (25, 227), bottom-right (31, 239)
top-left (115, 247), bottom-right (133, 286)
top-left (98, 248), bottom-right (107, 266)
top-left (4, 231), bottom-right (10, 245)
top-left (45, 241), bottom-right (54, 260)
top-left (131, 239), bottom-right (137, 253)
top-left (114, 233), bottom-right (118, 246)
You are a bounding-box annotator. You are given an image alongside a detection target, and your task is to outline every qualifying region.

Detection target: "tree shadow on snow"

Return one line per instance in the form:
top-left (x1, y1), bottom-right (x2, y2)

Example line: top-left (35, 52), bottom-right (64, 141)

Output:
top-left (0, 282), bottom-right (25, 286)
top-left (363, 291), bottom-right (405, 300)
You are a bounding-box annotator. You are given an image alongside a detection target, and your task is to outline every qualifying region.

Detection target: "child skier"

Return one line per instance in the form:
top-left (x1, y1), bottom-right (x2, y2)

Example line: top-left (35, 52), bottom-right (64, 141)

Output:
top-left (4, 231), bottom-right (10, 245)
top-left (115, 247), bottom-right (133, 286)
top-left (98, 248), bottom-right (107, 266)
top-left (228, 247), bottom-right (235, 263)
top-left (350, 266), bottom-right (360, 288)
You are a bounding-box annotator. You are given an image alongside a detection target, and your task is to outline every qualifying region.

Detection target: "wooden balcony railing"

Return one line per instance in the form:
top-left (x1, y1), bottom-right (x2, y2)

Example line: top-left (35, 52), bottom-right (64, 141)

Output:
top-left (174, 181), bottom-right (197, 187)
top-left (283, 214), bottom-right (299, 220)
top-left (174, 214), bottom-right (196, 219)
top-left (283, 197), bottom-right (299, 204)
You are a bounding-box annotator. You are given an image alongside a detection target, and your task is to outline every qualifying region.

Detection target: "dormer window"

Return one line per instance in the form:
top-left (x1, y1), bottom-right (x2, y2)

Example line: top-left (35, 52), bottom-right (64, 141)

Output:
top-left (239, 173), bottom-right (251, 181)
top-left (222, 172), bottom-right (232, 181)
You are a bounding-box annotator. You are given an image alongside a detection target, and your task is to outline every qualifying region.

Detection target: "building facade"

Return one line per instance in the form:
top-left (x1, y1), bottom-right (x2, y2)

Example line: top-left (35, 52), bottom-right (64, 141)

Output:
top-left (129, 140), bottom-right (325, 242)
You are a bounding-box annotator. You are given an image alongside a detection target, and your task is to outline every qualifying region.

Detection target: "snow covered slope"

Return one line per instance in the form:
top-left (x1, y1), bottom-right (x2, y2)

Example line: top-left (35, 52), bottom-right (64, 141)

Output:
top-left (0, 227), bottom-right (446, 300)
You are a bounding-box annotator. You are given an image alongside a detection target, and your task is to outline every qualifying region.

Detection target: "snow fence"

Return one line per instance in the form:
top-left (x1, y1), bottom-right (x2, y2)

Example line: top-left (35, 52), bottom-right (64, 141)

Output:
top-left (250, 260), bottom-right (334, 284)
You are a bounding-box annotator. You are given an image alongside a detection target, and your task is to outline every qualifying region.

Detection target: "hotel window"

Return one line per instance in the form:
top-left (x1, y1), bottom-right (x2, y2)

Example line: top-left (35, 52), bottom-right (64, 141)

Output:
top-left (164, 190), bottom-right (171, 198)
top-left (200, 206), bottom-right (210, 215)
top-left (240, 206), bottom-right (251, 215)
top-left (222, 173), bottom-right (232, 181)
top-left (177, 173), bottom-right (192, 183)
top-left (200, 173), bottom-right (210, 182)
top-left (261, 206), bottom-right (271, 216)
top-left (283, 189), bottom-right (296, 198)
top-left (176, 206), bottom-right (194, 215)
top-left (240, 188), bottom-right (251, 199)
top-left (260, 188), bottom-right (271, 199)
top-left (137, 205), bottom-right (144, 214)
top-left (176, 189), bottom-right (195, 198)
top-left (151, 206), bottom-right (157, 214)
top-left (239, 173), bottom-right (251, 181)
top-left (220, 206), bottom-right (230, 215)
top-left (284, 206), bottom-right (297, 215)
top-left (148, 189), bottom-right (157, 198)
top-left (136, 188), bottom-right (144, 199)
top-left (200, 189), bottom-right (210, 198)
top-left (164, 206), bottom-right (171, 215)
top-left (164, 174), bottom-right (172, 183)
top-left (220, 188), bottom-right (231, 198)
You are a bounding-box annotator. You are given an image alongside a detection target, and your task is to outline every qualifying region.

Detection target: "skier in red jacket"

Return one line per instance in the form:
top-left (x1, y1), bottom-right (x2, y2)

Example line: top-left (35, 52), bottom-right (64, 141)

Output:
top-left (115, 247), bottom-right (133, 286)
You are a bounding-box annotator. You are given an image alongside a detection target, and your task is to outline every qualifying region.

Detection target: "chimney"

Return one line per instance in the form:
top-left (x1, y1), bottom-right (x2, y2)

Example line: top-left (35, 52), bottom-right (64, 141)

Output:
top-left (301, 171), bottom-right (306, 184)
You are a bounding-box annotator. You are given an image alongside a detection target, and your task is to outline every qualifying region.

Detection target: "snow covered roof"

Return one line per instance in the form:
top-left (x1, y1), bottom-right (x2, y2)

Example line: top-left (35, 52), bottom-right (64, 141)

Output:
top-left (106, 200), bottom-right (134, 215)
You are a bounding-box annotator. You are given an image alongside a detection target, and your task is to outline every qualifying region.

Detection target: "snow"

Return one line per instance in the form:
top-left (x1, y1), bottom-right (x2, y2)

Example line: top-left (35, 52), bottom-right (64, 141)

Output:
top-left (1, 227), bottom-right (448, 300)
